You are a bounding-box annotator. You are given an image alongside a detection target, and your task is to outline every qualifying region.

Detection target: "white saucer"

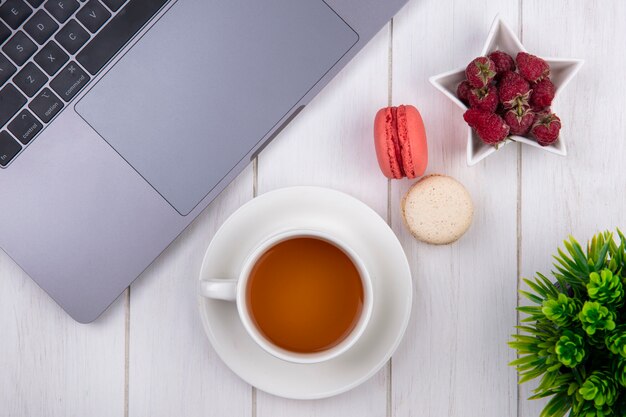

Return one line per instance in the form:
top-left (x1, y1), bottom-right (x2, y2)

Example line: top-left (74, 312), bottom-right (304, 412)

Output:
top-left (198, 186), bottom-right (412, 400)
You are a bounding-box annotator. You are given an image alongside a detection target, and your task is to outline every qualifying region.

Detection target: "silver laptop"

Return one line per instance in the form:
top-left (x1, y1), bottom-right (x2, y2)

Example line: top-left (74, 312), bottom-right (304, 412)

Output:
top-left (0, 0), bottom-right (407, 322)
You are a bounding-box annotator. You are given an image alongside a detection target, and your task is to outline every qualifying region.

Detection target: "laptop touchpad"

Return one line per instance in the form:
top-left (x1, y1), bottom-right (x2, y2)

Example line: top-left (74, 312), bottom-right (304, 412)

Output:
top-left (75, 0), bottom-right (357, 215)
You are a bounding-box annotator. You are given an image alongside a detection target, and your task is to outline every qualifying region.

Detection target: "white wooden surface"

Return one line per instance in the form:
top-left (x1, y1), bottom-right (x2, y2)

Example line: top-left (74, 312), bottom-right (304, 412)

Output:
top-left (0, 1), bottom-right (622, 416)
top-left (518, 1), bottom-right (626, 415)
top-left (391, 2), bottom-right (519, 416)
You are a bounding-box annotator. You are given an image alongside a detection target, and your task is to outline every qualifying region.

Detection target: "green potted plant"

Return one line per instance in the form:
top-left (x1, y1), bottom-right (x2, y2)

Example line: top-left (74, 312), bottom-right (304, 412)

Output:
top-left (510, 230), bottom-right (626, 416)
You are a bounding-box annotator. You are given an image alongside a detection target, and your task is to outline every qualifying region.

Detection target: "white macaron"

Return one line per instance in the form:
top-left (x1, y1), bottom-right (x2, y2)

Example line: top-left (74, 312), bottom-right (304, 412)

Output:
top-left (401, 174), bottom-right (473, 245)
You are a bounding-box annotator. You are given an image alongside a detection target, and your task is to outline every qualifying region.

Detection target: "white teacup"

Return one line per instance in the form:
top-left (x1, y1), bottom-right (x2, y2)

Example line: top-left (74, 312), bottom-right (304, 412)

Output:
top-left (199, 229), bottom-right (373, 364)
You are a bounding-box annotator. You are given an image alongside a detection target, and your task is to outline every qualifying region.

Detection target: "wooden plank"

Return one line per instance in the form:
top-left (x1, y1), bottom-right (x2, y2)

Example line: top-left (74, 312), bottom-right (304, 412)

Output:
top-left (127, 169), bottom-right (254, 417)
top-left (519, 1), bottom-right (626, 415)
top-left (390, 3), bottom-right (519, 416)
top-left (0, 254), bottom-right (125, 417)
top-left (254, 26), bottom-right (391, 417)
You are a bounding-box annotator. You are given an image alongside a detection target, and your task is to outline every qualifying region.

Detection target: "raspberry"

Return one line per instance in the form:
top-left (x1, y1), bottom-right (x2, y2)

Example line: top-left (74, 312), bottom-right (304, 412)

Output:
top-left (503, 106), bottom-right (534, 136)
top-left (530, 78), bottom-right (555, 111)
top-left (496, 103), bottom-right (507, 117)
top-left (468, 85), bottom-right (499, 112)
top-left (457, 80), bottom-right (472, 104)
top-left (531, 111), bottom-right (561, 146)
top-left (463, 109), bottom-right (510, 145)
top-left (516, 52), bottom-right (550, 83)
top-left (465, 57), bottom-right (496, 88)
top-left (488, 50), bottom-right (516, 76)
top-left (498, 71), bottom-right (531, 108)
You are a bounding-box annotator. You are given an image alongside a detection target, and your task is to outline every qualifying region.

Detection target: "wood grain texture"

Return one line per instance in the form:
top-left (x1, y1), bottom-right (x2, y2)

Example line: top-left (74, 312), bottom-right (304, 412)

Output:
top-left (127, 169), bottom-right (254, 417)
top-left (0, 253), bottom-right (125, 417)
top-left (390, 2), bottom-right (519, 416)
top-left (3, 1), bottom-right (624, 415)
top-left (254, 25), bottom-right (391, 417)
top-left (519, 1), bottom-right (626, 415)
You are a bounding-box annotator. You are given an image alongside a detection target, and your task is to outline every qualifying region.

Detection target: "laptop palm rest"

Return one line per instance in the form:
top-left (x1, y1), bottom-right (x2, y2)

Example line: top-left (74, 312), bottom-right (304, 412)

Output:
top-left (75, 0), bottom-right (357, 215)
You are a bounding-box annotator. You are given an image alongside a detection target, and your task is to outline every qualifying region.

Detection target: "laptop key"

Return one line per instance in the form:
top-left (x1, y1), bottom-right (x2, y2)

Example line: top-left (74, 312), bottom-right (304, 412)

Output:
top-left (0, 131), bottom-right (22, 167)
top-left (24, 10), bottom-right (60, 45)
top-left (100, 0), bottom-right (124, 12)
top-left (77, 0), bottom-right (168, 75)
top-left (0, 0), bottom-right (33, 30)
top-left (0, 53), bottom-right (17, 86)
top-left (13, 62), bottom-right (48, 97)
top-left (26, 0), bottom-right (45, 6)
top-left (29, 87), bottom-right (63, 122)
top-left (8, 109), bottom-right (42, 144)
top-left (2, 31), bottom-right (38, 66)
top-left (44, 0), bottom-right (80, 24)
top-left (0, 22), bottom-right (11, 45)
top-left (50, 61), bottom-right (89, 101)
top-left (34, 40), bottom-right (68, 75)
top-left (76, 0), bottom-right (110, 33)
top-left (0, 84), bottom-right (27, 127)
top-left (55, 19), bottom-right (89, 54)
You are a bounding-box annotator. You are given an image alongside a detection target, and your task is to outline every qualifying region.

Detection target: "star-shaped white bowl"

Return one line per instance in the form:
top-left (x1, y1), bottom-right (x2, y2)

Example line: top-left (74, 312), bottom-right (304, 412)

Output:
top-left (429, 15), bottom-right (584, 166)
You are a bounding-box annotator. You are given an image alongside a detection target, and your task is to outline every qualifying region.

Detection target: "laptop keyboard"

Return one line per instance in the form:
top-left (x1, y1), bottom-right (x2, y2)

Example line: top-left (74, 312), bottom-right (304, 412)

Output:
top-left (0, 0), bottom-right (168, 167)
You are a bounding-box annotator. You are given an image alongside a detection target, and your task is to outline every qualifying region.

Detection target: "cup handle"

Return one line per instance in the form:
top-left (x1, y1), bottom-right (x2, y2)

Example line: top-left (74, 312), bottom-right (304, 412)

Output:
top-left (199, 279), bottom-right (238, 301)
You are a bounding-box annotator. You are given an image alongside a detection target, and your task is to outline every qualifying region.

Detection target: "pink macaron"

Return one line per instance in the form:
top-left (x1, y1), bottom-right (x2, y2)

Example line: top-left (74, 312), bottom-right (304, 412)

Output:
top-left (374, 105), bottom-right (428, 179)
